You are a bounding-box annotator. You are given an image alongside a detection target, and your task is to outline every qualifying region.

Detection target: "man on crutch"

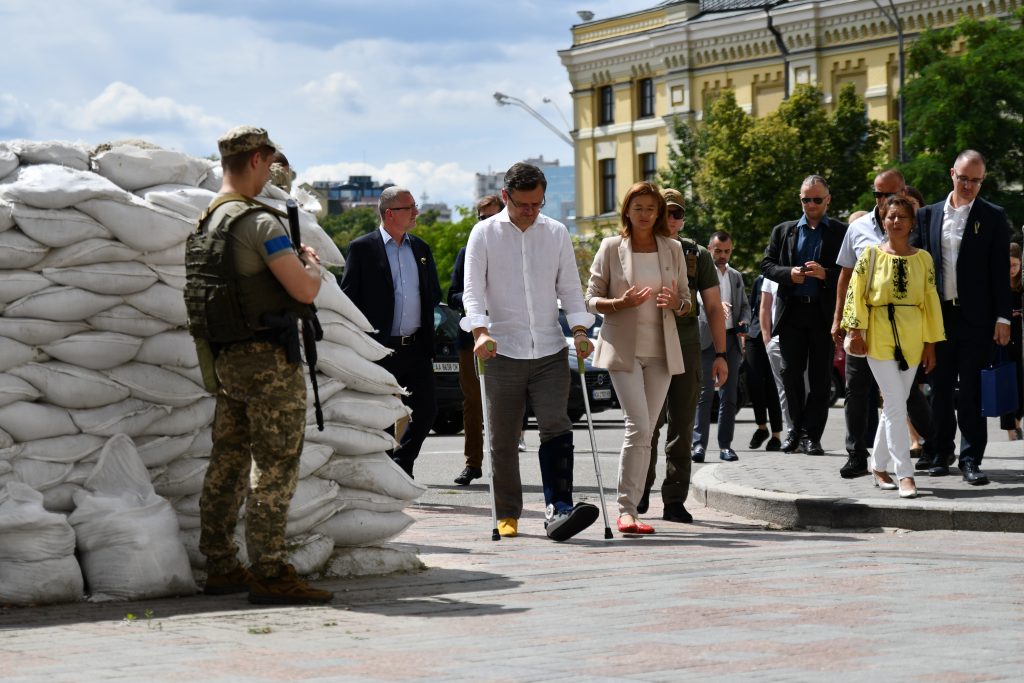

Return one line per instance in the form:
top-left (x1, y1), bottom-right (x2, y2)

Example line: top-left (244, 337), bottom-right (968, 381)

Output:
top-left (462, 161), bottom-right (600, 542)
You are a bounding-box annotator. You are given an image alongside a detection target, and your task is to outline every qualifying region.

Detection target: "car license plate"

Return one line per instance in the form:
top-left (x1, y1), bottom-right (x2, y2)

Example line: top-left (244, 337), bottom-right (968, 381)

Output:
top-left (592, 388), bottom-right (612, 400)
top-left (433, 362), bottom-right (459, 373)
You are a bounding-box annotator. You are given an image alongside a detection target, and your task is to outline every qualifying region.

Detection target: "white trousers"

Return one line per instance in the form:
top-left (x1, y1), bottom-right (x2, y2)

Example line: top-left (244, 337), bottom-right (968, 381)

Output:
top-left (765, 335), bottom-right (793, 433)
top-left (609, 356), bottom-right (672, 516)
top-left (867, 357), bottom-right (918, 480)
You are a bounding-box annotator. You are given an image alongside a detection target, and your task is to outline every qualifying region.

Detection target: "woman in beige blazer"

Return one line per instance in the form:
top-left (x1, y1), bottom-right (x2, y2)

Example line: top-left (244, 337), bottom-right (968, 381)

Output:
top-left (585, 181), bottom-right (691, 534)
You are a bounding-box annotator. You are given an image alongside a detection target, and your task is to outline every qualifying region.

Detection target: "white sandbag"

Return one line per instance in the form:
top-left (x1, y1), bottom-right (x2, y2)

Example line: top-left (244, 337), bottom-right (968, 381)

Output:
top-left (313, 509), bottom-right (414, 548)
top-left (7, 141), bottom-right (89, 171)
top-left (69, 435), bottom-right (196, 601)
top-left (0, 373), bottom-right (42, 406)
top-left (70, 398), bottom-right (172, 437)
top-left (323, 546), bottom-right (423, 578)
top-left (14, 434), bottom-right (106, 464)
top-left (283, 533), bottom-right (335, 576)
top-left (0, 270), bottom-right (51, 304)
top-left (151, 457), bottom-right (208, 498)
top-left (4, 285), bottom-right (120, 322)
top-left (171, 493), bottom-right (200, 529)
top-left (34, 238), bottom-right (140, 270)
top-left (0, 336), bottom-right (41, 372)
top-left (41, 482), bottom-right (84, 513)
top-left (0, 401), bottom-right (77, 441)
top-left (306, 422), bottom-right (397, 456)
top-left (40, 331), bottom-right (142, 370)
top-left (108, 362), bottom-right (206, 407)
top-left (316, 340), bottom-right (406, 395)
top-left (0, 482), bottom-right (83, 605)
top-left (77, 196), bottom-right (194, 253)
top-left (0, 317), bottom-right (89, 345)
top-left (320, 389), bottom-right (411, 431)
top-left (0, 145), bottom-right (17, 178)
top-left (164, 364), bottom-right (204, 387)
top-left (137, 184), bottom-right (215, 219)
top-left (334, 486), bottom-right (409, 513)
top-left (11, 205), bottom-right (112, 248)
top-left (142, 397), bottom-right (215, 436)
top-left (199, 163), bottom-right (222, 192)
top-left (288, 477), bottom-right (340, 522)
top-left (11, 458), bottom-right (72, 491)
top-left (124, 282), bottom-right (187, 325)
top-left (134, 330), bottom-right (197, 368)
top-left (149, 263), bottom-right (185, 289)
top-left (93, 146), bottom-right (211, 191)
top-left (137, 242), bottom-right (185, 266)
top-left (9, 361), bottom-right (130, 409)
top-left (255, 193), bottom-right (344, 268)
top-left (0, 230), bottom-right (48, 269)
top-left (307, 374), bottom-right (344, 406)
top-left (0, 427), bottom-right (13, 450)
top-left (87, 304), bottom-right (174, 337)
top-left (0, 163), bottom-right (125, 208)
top-left (183, 427), bottom-right (212, 457)
top-left (135, 432), bottom-right (201, 468)
top-left (315, 453), bottom-right (426, 501)
top-left (299, 441), bottom-right (334, 479)
top-left (314, 274), bottom-right (373, 332)
top-left (42, 261), bottom-right (157, 295)
top-left (320, 318), bottom-right (391, 362)
top-left (64, 461), bottom-right (95, 485)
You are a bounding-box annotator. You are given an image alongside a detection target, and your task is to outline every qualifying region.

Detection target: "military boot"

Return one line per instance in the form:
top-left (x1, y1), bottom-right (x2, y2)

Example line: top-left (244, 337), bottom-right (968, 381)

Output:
top-left (248, 564), bottom-right (333, 605)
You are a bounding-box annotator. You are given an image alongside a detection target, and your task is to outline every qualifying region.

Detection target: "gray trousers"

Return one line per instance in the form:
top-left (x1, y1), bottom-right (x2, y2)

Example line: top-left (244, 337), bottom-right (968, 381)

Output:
top-left (483, 349), bottom-right (571, 520)
top-left (692, 333), bottom-right (742, 450)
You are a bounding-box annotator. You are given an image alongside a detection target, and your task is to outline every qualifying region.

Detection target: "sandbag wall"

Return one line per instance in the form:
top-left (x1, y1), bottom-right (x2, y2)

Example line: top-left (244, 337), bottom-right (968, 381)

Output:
top-left (0, 140), bottom-right (425, 605)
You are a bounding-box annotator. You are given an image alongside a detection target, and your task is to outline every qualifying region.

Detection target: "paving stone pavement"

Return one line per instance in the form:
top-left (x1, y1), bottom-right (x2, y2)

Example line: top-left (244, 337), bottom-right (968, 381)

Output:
top-left (2, 407), bottom-right (1022, 682)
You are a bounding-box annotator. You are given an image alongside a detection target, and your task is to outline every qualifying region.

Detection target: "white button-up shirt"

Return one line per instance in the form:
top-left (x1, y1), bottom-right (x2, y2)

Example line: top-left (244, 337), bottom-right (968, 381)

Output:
top-left (837, 208), bottom-right (885, 269)
top-left (940, 193), bottom-right (974, 301)
top-left (716, 265), bottom-right (734, 330)
top-left (462, 209), bottom-right (594, 360)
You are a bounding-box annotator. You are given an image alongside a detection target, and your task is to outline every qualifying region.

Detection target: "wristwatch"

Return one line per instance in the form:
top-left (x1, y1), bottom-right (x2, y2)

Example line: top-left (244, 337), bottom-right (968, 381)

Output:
top-left (715, 351), bottom-right (727, 359)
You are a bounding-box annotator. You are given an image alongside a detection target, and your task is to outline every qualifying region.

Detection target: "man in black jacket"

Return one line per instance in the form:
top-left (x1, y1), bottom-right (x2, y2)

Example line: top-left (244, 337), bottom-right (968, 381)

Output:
top-left (340, 187), bottom-right (442, 477)
top-left (760, 175), bottom-right (847, 455)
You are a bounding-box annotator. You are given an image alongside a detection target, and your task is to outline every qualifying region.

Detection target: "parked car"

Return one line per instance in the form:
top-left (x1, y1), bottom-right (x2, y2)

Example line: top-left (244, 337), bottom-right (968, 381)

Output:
top-left (430, 304), bottom-right (619, 435)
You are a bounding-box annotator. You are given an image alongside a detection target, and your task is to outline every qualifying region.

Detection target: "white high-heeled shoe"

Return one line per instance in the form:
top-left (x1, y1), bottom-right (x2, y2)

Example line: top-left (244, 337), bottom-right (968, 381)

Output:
top-left (872, 470), bottom-right (897, 490)
top-left (899, 478), bottom-right (918, 498)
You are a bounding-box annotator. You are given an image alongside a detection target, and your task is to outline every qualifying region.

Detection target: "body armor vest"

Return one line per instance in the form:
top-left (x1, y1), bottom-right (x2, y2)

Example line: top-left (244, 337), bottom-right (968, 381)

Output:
top-left (184, 194), bottom-right (313, 344)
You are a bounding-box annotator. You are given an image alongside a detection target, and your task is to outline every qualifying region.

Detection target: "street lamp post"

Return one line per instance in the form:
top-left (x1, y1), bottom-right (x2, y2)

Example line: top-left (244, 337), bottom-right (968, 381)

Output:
top-left (493, 92), bottom-right (574, 147)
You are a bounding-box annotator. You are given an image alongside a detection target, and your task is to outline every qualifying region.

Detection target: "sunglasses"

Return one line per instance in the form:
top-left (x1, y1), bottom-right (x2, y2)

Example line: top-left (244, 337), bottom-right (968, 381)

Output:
top-left (667, 208), bottom-right (684, 220)
top-left (801, 197), bottom-right (825, 205)
top-left (872, 191), bottom-right (899, 199)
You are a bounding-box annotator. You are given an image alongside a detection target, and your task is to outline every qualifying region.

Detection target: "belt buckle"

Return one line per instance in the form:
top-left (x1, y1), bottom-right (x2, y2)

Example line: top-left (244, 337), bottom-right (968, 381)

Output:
top-left (401, 335), bottom-right (414, 346)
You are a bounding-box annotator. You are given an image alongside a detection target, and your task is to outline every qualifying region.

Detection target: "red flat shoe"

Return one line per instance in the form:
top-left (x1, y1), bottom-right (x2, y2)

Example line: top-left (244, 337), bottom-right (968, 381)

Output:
top-left (634, 521), bottom-right (655, 534)
top-left (617, 517), bottom-right (639, 533)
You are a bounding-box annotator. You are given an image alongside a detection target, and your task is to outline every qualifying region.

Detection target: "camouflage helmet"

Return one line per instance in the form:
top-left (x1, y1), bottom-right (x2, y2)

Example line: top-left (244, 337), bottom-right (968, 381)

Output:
top-left (662, 188), bottom-right (685, 209)
top-left (217, 125), bottom-right (278, 157)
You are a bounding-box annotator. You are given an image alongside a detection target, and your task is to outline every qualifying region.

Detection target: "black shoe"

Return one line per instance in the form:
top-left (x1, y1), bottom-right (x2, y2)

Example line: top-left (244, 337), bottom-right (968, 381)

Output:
top-left (662, 501), bottom-right (693, 523)
top-left (691, 446), bottom-right (706, 463)
top-left (637, 486), bottom-right (651, 515)
top-left (545, 502), bottom-right (599, 542)
top-left (928, 464), bottom-right (950, 477)
top-left (802, 439), bottom-right (825, 456)
top-left (781, 432), bottom-right (801, 453)
top-left (719, 448), bottom-right (739, 462)
top-left (962, 463), bottom-right (989, 486)
top-left (453, 466), bottom-right (482, 486)
top-left (839, 453), bottom-right (868, 479)
top-left (764, 436), bottom-right (783, 452)
top-left (748, 428), bottom-right (770, 449)
top-left (914, 456), bottom-right (933, 472)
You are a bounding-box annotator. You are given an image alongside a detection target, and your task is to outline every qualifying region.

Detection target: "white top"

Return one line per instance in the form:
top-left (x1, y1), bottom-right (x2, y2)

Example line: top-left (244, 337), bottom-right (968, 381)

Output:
top-left (462, 208), bottom-right (594, 360)
top-left (761, 277), bottom-right (780, 336)
top-left (837, 209), bottom-right (885, 269)
top-left (716, 265), bottom-right (734, 330)
top-left (940, 193), bottom-right (975, 301)
top-left (633, 252), bottom-right (664, 358)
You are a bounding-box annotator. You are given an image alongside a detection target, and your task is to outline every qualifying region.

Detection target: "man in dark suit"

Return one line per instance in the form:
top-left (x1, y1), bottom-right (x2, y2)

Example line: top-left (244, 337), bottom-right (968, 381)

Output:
top-left (340, 186), bottom-right (442, 477)
top-left (761, 175), bottom-right (847, 455)
top-left (919, 150), bottom-right (1013, 485)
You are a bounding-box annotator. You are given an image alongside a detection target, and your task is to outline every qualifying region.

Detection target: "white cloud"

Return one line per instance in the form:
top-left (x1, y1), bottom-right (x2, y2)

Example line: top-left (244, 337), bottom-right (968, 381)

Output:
top-left (298, 72), bottom-right (365, 113)
top-left (299, 160), bottom-right (477, 210)
top-left (67, 82), bottom-right (226, 134)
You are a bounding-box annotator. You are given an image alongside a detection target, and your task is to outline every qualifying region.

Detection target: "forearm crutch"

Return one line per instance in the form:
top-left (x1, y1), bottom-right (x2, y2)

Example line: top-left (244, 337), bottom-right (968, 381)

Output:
top-left (476, 341), bottom-right (500, 541)
top-left (577, 340), bottom-right (614, 539)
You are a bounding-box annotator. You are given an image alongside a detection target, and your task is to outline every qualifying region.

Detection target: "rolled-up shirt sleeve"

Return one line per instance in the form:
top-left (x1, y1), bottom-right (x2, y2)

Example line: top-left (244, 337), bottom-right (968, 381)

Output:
top-left (461, 225), bottom-right (490, 332)
top-left (557, 229), bottom-right (595, 330)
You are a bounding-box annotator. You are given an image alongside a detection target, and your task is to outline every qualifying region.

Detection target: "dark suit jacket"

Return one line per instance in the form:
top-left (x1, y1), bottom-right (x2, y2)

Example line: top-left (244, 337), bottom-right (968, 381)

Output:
top-left (917, 196), bottom-right (1012, 335)
top-left (760, 216), bottom-right (847, 328)
top-left (447, 247), bottom-right (473, 350)
top-left (340, 229), bottom-right (442, 356)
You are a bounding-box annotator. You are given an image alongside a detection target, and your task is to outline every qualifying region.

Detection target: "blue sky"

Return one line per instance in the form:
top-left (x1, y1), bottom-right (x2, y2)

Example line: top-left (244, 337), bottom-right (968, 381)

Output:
top-left (0, 0), bottom-right (655, 211)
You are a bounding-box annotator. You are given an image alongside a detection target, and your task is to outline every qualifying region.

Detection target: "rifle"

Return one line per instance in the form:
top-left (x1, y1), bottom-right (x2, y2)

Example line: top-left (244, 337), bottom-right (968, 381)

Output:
top-left (286, 199), bottom-right (325, 431)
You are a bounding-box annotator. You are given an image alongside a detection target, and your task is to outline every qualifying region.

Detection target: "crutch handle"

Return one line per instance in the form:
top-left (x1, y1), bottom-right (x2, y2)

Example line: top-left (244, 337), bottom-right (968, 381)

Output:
top-left (576, 339), bottom-right (589, 373)
top-left (476, 341), bottom-right (497, 376)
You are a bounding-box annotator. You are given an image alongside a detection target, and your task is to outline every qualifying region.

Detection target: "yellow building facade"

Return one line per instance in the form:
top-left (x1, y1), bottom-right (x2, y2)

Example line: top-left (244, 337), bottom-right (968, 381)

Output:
top-left (559, 0), bottom-right (1021, 234)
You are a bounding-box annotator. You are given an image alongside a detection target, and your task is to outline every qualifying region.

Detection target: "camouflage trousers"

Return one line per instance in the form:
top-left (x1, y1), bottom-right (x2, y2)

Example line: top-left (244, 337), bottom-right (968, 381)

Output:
top-left (199, 341), bottom-right (306, 579)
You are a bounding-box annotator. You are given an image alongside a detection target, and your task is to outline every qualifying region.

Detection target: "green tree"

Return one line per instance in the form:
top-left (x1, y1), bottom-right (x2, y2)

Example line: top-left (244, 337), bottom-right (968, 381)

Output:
top-left (320, 206), bottom-right (379, 252)
top-left (900, 8), bottom-right (1024, 225)
top-left (416, 209), bottom-right (476, 298)
top-left (658, 114), bottom-right (710, 240)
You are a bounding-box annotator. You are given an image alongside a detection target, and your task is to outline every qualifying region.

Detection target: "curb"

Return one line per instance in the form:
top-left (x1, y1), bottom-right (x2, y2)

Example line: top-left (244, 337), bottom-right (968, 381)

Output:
top-left (690, 464), bottom-right (1024, 533)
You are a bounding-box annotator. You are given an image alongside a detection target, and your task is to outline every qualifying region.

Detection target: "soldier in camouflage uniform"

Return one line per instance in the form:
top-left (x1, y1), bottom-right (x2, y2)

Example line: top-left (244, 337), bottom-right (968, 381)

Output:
top-left (194, 126), bottom-right (331, 605)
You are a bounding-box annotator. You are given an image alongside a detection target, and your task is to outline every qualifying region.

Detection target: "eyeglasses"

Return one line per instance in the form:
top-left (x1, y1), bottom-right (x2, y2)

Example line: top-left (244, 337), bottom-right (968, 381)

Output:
top-left (389, 204), bottom-right (417, 213)
top-left (506, 194), bottom-right (546, 212)
top-left (872, 191), bottom-right (900, 199)
top-left (801, 197), bottom-right (825, 205)
top-left (667, 209), bottom-right (684, 220)
top-left (954, 174), bottom-right (984, 186)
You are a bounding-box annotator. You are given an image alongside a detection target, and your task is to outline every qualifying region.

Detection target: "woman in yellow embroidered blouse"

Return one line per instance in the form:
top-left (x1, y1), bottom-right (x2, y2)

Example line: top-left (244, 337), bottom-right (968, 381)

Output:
top-left (842, 197), bottom-right (944, 498)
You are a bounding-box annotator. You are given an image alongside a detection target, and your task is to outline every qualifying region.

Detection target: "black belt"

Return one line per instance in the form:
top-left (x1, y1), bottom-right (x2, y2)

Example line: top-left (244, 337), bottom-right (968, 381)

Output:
top-left (943, 298), bottom-right (960, 307)
top-left (388, 332), bottom-right (418, 347)
top-left (726, 328), bottom-right (738, 335)
top-left (792, 296), bottom-right (819, 304)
